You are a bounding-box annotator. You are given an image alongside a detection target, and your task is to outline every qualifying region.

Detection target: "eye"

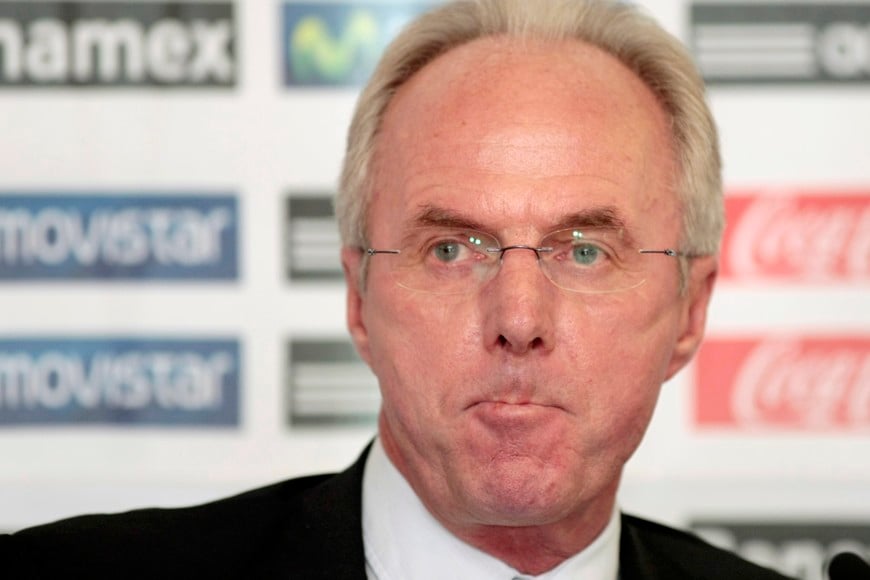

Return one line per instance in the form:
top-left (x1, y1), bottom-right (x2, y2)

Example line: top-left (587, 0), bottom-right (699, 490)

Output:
top-left (571, 242), bottom-right (603, 266)
top-left (432, 241), bottom-right (463, 262)
top-left (542, 229), bottom-right (621, 269)
top-left (414, 228), bottom-right (497, 268)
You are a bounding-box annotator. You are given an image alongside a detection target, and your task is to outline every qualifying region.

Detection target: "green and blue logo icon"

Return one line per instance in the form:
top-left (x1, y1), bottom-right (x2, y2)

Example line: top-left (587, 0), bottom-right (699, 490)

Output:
top-left (283, 2), bottom-right (433, 86)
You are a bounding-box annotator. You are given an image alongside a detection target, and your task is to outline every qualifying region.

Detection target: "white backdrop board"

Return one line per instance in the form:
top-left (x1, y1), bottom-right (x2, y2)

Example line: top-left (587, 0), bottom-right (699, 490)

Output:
top-left (0, 2), bottom-right (868, 578)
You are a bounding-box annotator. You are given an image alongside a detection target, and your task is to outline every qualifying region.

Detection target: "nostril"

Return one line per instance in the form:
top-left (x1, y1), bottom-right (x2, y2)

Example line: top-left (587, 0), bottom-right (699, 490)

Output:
top-left (496, 334), bottom-right (544, 351)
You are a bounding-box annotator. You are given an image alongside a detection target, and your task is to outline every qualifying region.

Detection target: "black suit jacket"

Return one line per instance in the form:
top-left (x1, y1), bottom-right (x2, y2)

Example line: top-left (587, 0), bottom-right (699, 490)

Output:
top-left (2, 448), bottom-right (792, 579)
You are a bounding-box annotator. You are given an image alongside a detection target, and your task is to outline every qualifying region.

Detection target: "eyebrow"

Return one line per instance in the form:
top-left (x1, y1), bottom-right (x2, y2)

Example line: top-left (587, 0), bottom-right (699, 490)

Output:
top-left (551, 207), bottom-right (628, 233)
top-left (405, 203), bottom-right (637, 245)
top-left (410, 205), bottom-right (489, 232)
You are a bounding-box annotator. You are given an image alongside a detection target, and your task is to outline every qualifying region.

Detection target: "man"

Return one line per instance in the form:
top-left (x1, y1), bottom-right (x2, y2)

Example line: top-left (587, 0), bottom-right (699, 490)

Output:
top-left (2, 1), bottom-right (794, 578)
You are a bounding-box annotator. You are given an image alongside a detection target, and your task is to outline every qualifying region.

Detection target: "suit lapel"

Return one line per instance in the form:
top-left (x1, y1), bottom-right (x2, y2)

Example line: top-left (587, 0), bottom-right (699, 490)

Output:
top-left (254, 446), bottom-right (370, 580)
top-left (295, 450), bottom-right (369, 579)
top-left (619, 513), bottom-right (684, 580)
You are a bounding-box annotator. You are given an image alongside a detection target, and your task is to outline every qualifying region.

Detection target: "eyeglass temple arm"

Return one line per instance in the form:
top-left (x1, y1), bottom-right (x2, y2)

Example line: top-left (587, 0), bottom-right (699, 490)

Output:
top-left (366, 248), bottom-right (401, 255)
top-left (638, 249), bottom-right (683, 257)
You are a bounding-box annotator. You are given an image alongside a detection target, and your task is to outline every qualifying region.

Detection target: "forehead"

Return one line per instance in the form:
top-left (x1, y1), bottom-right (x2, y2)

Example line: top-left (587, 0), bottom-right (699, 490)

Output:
top-left (369, 35), bottom-right (680, 239)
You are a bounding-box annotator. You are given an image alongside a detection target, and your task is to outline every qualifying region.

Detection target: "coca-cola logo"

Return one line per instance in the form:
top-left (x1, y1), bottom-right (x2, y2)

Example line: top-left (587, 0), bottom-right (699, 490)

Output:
top-left (695, 337), bottom-right (870, 429)
top-left (722, 192), bottom-right (870, 282)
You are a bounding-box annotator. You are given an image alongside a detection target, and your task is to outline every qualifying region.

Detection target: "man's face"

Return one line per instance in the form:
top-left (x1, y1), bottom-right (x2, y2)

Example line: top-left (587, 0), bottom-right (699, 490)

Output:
top-left (343, 37), bottom-right (716, 530)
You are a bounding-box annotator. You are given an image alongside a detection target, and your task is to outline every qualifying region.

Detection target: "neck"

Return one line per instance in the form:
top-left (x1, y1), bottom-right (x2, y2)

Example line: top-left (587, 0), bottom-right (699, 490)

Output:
top-left (445, 496), bottom-right (616, 575)
top-left (378, 426), bottom-right (618, 575)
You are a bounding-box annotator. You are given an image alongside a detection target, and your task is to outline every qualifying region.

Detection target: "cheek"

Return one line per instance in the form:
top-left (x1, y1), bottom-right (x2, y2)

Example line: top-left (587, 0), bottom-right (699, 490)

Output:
top-left (562, 297), bottom-right (677, 416)
top-left (563, 328), bottom-right (663, 465)
top-left (580, 292), bottom-right (680, 370)
top-left (363, 291), bottom-right (481, 416)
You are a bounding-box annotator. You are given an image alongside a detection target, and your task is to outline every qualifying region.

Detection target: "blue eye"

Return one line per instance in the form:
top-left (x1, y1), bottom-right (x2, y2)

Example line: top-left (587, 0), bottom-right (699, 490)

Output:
top-left (572, 243), bottom-right (601, 265)
top-left (433, 242), bottom-right (461, 262)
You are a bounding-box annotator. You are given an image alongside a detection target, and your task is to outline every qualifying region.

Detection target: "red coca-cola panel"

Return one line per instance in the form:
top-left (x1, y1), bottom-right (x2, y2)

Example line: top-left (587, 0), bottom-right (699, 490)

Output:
top-left (695, 337), bottom-right (870, 429)
top-left (721, 191), bottom-right (870, 282)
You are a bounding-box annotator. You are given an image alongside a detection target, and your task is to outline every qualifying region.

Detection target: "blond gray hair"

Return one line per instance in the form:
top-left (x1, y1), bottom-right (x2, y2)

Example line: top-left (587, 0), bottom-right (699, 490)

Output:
top-left (336, 0), bottom-right (722, 258)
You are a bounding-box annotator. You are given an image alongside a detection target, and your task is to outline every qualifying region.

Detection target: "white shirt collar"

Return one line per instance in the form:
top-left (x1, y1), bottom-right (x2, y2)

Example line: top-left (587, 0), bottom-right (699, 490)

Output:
top-left (362, 437), bottom-right (621, 580)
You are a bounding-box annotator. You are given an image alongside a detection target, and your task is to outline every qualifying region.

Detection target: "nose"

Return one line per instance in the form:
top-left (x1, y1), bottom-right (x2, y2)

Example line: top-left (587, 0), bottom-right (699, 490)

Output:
top-left (482, 247), bottom-right (556, 355)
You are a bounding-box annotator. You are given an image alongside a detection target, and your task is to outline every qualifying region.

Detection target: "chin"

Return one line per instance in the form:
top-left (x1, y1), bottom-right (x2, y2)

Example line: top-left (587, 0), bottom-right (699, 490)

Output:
top-left (461, 458), bottom-right (581, 526)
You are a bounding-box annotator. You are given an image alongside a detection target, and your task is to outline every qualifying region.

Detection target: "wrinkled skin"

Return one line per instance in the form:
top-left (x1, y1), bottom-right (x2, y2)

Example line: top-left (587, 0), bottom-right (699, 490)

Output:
top-left (342, 36), bottom-right (717, 574)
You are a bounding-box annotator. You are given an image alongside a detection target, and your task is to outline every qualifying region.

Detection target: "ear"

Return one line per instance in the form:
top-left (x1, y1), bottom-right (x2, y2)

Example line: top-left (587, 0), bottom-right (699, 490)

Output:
top-left (341, 246), bottom-right (372, 366)
top-left (664, 255), bottom-right (718, 381)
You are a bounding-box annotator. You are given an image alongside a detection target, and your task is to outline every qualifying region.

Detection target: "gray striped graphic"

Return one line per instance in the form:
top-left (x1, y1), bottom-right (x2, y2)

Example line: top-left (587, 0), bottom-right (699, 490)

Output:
top-left (287, 339), bottom-right (379, 426)
top-left (285, 195), bottom-right (343, 281)
top-left (691, 3), bottom-right (870, 84)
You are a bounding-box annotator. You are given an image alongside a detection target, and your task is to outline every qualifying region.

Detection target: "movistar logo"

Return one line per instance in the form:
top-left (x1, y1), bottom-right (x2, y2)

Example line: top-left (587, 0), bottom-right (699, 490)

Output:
top-left (290, 11), bottom-right (378, 84)
top-left (0, 338), bottom-right (241, 426)
top-left (282, 2), bottom-right (433, 87)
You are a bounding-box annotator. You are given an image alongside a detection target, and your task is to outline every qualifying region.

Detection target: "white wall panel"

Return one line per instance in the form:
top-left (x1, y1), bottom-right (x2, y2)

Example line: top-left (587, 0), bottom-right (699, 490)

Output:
top-left (0, 1), bottom-right (868, 576)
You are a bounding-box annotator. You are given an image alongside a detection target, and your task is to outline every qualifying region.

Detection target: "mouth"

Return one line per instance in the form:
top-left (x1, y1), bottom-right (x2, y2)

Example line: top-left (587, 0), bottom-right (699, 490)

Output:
top-left (465, 388), bottom-right (565, 410)
top-left (467, 400), bottom-right (565, 419)
top-left (464, 401), bottom-right (566, 439)
top-left (467, 399), bottom-right (553, 409)
top-left (462, 374), bottom-right (568, 417)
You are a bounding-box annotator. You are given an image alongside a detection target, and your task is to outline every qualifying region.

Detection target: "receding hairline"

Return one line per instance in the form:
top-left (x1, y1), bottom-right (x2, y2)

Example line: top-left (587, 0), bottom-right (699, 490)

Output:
top-left (337, 0), bottom-right (723, 267)
top-left (378, 32), bottom-right (678, 121)
top-left (366, 33), bottom-right (682, 228)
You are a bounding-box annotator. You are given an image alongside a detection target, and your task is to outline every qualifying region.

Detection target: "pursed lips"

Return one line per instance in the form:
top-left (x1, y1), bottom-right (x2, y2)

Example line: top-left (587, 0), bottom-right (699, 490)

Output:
top-left (463, 380), bottom-right (564, 411)
top-left (465, 399), bottom-right (567, 414)
top-left (460, 374), bottom-right (570, 415)
top-left (467, 397), bottom-right (554, 407)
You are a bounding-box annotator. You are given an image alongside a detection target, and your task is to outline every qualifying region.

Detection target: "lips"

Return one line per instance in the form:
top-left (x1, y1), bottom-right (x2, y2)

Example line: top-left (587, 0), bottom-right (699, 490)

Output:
top-left (468, 400), bottom-right (565, 430)
top-left (467, 399), bottom-right (554, 409)
top-left (463, 382), bottom-right (564, 412)
top-left (460, 371), bottom-right (568, 420)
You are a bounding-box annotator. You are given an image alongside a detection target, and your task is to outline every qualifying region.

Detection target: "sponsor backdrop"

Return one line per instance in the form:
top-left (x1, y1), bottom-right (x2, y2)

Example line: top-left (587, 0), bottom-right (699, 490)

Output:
top-left (0, 1), bottom-right (867, 577)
